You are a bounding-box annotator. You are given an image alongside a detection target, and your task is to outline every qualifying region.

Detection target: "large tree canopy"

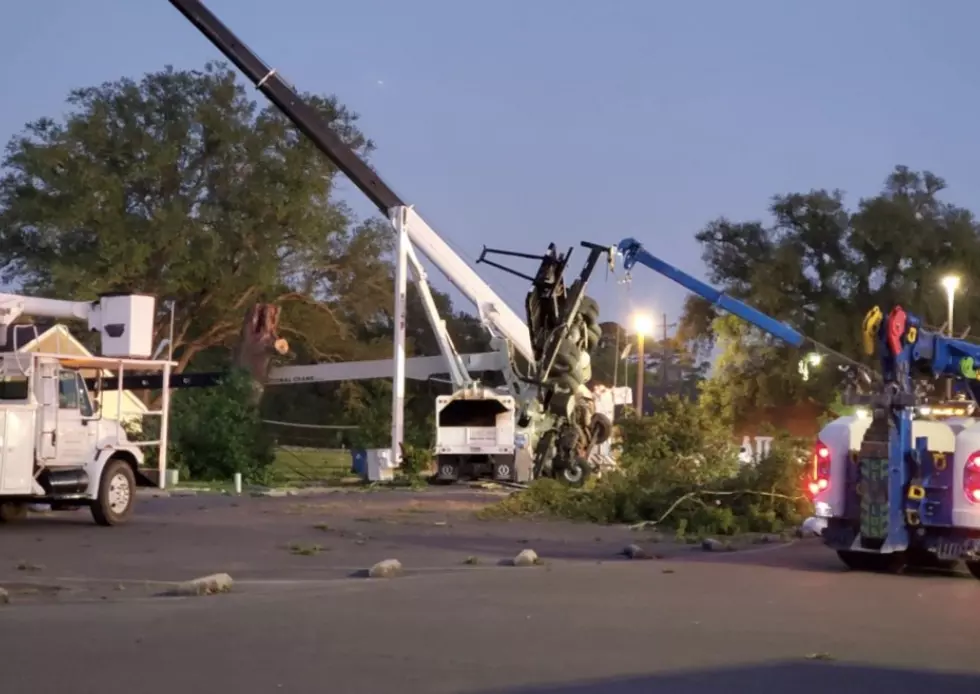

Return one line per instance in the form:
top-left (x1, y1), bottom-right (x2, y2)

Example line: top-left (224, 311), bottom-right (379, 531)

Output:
top-left (0, 62), bottom-right (392, 371)
top-left (680, 166), bottom-right (980, 425)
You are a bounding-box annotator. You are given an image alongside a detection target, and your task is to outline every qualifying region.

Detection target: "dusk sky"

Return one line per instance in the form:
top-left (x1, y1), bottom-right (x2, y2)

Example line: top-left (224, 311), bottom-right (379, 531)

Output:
top-left (3, 0), bottom-right (979, 337)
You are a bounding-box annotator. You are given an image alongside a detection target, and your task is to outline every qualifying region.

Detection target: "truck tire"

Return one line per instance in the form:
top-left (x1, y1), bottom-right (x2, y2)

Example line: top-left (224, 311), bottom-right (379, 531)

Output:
top-left (966, 561), bottom-right (980, 581)
top-left (0, 502), bottom-right (28, 523)
top-left (559, 458), bottom-right (591, 487)
top-left (578, 296), bottom-right (599, 325)
top-left (90, 458), bottom-right (136, 527)
top-left (590, 412), bottom-right (613, 445)
top-left (837, 550), bottom-right (906, 574)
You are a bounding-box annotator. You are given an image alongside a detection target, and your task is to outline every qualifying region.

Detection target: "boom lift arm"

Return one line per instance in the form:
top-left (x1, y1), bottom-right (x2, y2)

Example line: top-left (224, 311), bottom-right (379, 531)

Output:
top-left (169, 0), bottom-right (618, 482)
top-left (167, 0), bottom-right (533, 363)
top-left (616, 238), bottom-right (809, 349)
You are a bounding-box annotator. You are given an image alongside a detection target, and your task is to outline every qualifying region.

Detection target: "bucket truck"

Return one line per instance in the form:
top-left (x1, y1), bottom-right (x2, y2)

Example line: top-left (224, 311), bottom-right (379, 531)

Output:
top-left (169, 0), bottom-right (618, 484)
top-left (0, 292), bottom-right (174, 526)
top-left (616, 237), bottom-right (980, 581)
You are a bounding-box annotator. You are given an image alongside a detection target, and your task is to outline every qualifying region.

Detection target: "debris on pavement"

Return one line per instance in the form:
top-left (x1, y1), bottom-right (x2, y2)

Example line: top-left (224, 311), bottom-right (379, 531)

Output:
top-left (805, 652), bottom-right (835, 661)
top-left (368, 559), bottom-right (403, 578)
top-left (621, 544), bottom-right (651, 560)
top-left (166, 573), bottom-right (234, 597)
top-left (0, 586), bottom-right (8, 604)
top-left (701, 538), bottom-right (734, 552)
top-left (512, 549), bottom-right (540, 567)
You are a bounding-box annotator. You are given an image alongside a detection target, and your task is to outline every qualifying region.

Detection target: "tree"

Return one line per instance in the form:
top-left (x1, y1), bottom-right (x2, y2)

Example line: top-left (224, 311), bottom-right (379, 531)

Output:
top-left (0, 62), bottom-right (391, 372)
top-left (681, 166), bottom-right (980, 425)
top-left (589, 320), bottom-right (708, 403)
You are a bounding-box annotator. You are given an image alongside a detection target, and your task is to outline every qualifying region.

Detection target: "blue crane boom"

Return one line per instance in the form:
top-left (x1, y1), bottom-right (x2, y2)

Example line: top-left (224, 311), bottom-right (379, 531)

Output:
top-left (616, 237), bottom-right (808, 349)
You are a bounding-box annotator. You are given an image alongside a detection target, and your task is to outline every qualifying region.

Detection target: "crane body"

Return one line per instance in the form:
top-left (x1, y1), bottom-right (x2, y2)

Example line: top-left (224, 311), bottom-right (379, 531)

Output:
top-left (617, 237), bottom-right (980, 580)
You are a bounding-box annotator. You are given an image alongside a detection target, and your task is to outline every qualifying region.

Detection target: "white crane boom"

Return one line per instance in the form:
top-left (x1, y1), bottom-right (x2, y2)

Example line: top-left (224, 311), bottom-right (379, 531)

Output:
top-left (399, 207), bottom-right (534, 364)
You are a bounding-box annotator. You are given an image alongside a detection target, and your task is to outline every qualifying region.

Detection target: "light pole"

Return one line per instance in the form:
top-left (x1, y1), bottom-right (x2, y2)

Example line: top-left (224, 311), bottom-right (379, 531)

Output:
top-left (942, 275), bottom-right (961, 400)
top-left (631, 313), bottom-right (654, 415)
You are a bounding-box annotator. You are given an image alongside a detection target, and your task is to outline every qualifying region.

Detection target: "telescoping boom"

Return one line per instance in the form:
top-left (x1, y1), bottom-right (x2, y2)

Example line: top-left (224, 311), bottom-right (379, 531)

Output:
top-left (167, 0), bottom-right (534, 363)
top-left (616, 237), bottom-right (808, 349)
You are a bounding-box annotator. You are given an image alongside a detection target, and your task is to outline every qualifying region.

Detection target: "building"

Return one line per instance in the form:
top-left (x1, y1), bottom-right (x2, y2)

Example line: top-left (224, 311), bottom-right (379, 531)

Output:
top-left (1, 321), bottom-right (149, 424)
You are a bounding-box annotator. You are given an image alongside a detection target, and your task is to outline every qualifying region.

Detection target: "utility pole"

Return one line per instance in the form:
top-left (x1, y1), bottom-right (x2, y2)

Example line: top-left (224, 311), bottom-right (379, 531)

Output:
top-left (661, 312), bottom-right (669, 387)
top-left (635, 332), bottom-right (644, 416)
top-left (613, 324), bottom-right (621, 388)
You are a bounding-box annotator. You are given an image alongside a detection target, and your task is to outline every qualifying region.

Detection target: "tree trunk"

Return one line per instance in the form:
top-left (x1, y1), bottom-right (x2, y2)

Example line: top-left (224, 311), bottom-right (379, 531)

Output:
top-left (235, 303), bottom-right (289, 404)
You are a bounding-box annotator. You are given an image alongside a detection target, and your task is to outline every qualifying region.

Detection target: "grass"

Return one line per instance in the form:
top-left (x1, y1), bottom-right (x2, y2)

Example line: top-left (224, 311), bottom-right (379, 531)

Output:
top-left (175, 447), bottom-right (437, 493)
top-left (287, 542), bottom-right (324, 556)
top-left (270, 447), bottom-right (354, 485)
top-left (175, 447), bottom-right (360, 491)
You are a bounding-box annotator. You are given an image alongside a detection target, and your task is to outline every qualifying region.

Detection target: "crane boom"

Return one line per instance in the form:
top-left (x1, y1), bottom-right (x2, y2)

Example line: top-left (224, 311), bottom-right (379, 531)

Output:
top-left (168, 0), bottom-right (534, 362)
top-left (617, 237), bottom-right (808, 348)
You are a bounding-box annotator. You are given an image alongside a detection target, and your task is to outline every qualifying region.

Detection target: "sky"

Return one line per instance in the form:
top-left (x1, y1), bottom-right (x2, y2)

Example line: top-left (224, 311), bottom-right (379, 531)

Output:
top-left (2, 0), bottom-right (980, 339)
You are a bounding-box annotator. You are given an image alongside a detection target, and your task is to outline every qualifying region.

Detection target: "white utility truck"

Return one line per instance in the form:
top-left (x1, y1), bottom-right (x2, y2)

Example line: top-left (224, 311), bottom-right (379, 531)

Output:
top-left (0, 293), bottom-right (174, 526)
top-left (434, 389), bottom-right (521, 482)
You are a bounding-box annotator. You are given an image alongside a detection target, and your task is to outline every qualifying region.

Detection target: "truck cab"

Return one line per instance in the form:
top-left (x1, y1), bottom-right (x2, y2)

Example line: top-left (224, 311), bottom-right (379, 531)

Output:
top-left (0, 352), bottom-right (159, 525)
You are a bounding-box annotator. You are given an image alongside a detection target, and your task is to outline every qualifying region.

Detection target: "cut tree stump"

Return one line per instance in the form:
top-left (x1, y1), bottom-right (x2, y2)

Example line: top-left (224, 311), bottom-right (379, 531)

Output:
top-left (236, 303), bottom-right (289, 401)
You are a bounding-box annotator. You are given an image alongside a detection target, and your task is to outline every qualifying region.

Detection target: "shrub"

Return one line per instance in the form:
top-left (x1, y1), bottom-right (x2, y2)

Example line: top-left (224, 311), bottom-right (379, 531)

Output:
top-left (134, 369), bottom-right (275, 483)
top-left (399, 442), bottom-right (433, 478)
top-left (485, 395), bottom-right (811, 535)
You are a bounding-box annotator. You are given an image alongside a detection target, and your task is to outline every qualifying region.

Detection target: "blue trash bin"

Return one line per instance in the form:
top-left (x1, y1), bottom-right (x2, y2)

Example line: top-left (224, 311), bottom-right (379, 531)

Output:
top-left (350, 449), bottom-right (368, 478)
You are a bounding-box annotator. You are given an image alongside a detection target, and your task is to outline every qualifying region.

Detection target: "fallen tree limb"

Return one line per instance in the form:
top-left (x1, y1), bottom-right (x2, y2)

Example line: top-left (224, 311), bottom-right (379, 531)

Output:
top-left (654, 489), bottom-right (807, 527)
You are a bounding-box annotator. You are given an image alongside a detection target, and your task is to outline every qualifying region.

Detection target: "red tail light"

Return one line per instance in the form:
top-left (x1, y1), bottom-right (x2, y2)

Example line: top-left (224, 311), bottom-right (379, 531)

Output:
top-left (964, 452), bottom-right (980, 503)
top-left (809, 440), bottom-right (831, 496)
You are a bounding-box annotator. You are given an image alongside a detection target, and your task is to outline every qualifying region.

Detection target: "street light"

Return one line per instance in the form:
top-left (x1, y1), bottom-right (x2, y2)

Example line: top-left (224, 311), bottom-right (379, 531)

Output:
top-left (942, 274), bottom-right (961, 400)
top-left (631, 313), bottom-right (654, 415)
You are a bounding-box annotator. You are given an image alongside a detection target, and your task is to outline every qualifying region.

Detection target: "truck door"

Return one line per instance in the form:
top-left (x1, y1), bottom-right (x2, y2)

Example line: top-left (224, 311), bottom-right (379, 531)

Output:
top-left (36, 360), bottom-right (58, 461)
top-left (54, 370), bottom-right (95, 466)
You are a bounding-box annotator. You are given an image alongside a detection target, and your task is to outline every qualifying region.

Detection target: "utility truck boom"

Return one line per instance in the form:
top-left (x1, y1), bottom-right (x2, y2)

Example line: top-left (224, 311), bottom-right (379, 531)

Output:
top-left (170, 0), bottom-right (616, 484)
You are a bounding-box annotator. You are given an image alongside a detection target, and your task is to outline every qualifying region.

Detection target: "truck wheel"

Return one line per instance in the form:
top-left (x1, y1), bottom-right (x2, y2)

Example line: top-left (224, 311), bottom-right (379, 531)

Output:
top-left (578, 296), bottom-right (599, 325)
top-left (0, 502), bottom-right (28, 523)
top-left (966, 561), bottom-right (980, 580)
top-left (559, 458), bottom-right (591, 487)
top-left (91, 458), bottom-right (136, 527)
top-left (590, 412), bottom-right (613, 445)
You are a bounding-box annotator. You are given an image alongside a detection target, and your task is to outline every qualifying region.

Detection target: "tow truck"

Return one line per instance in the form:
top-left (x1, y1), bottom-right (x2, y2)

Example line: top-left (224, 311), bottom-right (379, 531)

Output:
top-left (615, 238), bottom-right (980, 580)
top-left (813, 308), bottom-right (980, 578)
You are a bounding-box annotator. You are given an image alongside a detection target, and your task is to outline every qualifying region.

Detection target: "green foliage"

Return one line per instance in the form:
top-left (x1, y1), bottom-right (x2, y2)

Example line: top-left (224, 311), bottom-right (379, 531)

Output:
top-left (0, 62), bottom-right (390, 371)
top-left (488, 397), bottom-right (810, 534)
top-left (678, 166), bottom-right (980, 425)
top-left (167, 369), bottom-right (275, 483)
top-left (399, 443), bottom-right (434, 478)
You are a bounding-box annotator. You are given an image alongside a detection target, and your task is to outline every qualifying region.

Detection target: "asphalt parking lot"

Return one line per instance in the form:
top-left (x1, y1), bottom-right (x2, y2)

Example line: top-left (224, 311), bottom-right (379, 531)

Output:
top-left (2, 489), bottom-right (980, 694)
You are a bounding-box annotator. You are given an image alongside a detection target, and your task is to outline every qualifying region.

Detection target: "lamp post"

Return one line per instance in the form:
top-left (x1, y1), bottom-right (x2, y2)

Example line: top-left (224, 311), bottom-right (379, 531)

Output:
top-left (942, 274), bottom-right (961, 400)
top-left (631, 313), bottom-right (654, 415)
